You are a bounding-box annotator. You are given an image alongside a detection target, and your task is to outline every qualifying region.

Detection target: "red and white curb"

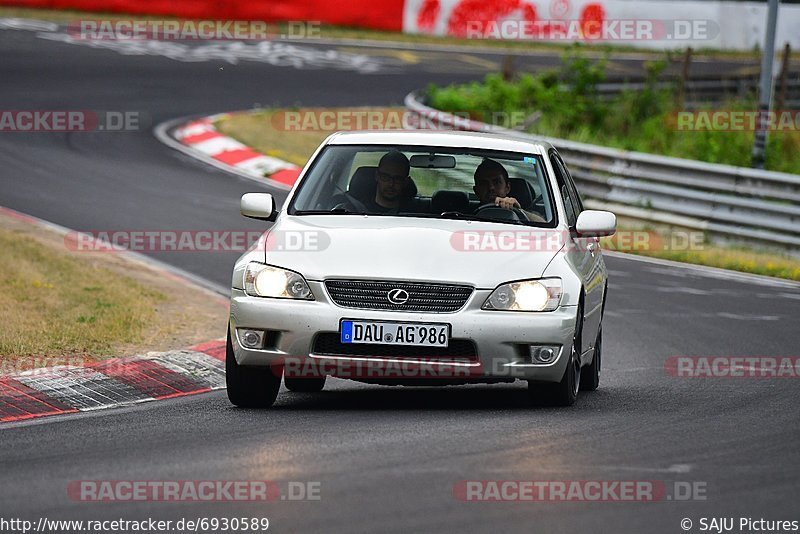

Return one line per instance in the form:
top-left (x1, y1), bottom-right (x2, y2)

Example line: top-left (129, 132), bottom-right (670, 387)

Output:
top-left (0, 340), bottom-right (226, 423)
top-left (0, 206), bottom-right (231, 424)
top-left (167, 113), bottom-right (302, 189)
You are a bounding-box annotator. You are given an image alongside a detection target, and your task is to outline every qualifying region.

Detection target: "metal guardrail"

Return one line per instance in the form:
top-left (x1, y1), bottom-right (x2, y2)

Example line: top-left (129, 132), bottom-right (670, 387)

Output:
top-left (596, 74), bottom-right (800, 108)
top-left (404, 91), bottom-right (800, 251)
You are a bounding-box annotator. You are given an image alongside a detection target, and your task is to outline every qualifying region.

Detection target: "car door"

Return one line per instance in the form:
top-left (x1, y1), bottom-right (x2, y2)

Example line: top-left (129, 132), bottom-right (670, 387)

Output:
top-left (549, 150), bottom-right (603, 356)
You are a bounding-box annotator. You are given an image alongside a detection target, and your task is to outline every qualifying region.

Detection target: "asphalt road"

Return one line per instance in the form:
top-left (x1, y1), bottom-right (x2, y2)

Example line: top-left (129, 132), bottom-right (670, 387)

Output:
top-left (1, 23), bottom-right (799, 534)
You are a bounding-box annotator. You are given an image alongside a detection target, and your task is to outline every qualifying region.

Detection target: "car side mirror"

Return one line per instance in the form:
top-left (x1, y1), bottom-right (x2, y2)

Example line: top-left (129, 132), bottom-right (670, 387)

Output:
top-left (241, 193), bottom-right (277, 222)
top-left (575, 210), bottom-right (616, 237)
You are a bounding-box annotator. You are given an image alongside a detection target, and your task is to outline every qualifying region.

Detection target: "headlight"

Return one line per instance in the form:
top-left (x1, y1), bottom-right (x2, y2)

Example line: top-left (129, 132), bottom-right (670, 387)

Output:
top-left (482, 279), bottom-right (562, 312)
top-left (244, 263), bottom-right (314, 300)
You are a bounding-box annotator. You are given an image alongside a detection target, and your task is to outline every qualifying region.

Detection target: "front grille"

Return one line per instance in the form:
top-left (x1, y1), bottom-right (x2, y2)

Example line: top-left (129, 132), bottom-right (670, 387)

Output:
top-left (311, 333), bottom-right (478, 362)
top-left (325, 280), bottom-right (473, 313)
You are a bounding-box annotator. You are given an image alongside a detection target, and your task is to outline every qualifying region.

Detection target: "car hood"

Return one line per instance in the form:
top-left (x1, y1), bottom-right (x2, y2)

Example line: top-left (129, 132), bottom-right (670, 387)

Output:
top-left (259, 215), bottom-right (565, 289)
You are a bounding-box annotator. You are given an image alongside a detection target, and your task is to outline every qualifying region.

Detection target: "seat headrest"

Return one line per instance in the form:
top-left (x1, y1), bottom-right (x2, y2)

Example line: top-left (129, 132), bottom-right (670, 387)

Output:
top-left (348, 166), bottom-right (418, 204)
top-left (508, 178), bottom-right (535, 210)
top-left (432, 190), bottom-right (470, 214)
top-left (348, 166), bottom-right (378, 203)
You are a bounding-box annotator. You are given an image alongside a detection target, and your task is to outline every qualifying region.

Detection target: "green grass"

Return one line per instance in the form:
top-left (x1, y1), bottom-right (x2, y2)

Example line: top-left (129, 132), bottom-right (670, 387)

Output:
top-left (601, 230), bottom-right (800, 280)
top-left (0, 227), bottom-right (166, 358)
top-left (643, 249), bottom-right (800, 280)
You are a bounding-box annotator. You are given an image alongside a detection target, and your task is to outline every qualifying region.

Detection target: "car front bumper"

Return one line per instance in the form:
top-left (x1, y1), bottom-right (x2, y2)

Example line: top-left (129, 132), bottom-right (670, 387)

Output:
top-left (229, 282), bottom-right (577, 383)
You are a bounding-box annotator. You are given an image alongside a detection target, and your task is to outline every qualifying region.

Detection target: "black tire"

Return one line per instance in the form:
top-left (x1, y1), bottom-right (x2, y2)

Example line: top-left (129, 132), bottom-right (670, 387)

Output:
top-left (528, 305), bottom-right (582, 407)
top-left (580, 327), bottom-right (601, 391)
top-left (225, 330), bottom-right (282, 408)
top-left (284, 375), bottom-right (326, 392)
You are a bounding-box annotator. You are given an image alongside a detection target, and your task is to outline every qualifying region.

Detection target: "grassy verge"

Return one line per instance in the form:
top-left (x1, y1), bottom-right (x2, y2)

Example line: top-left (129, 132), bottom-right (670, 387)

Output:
top-left (0, 212), bottom-right (227, 366)
top-left (0, 6), bottom-right (175, 23)
top-left (629, 248), bottom-right (800, 280)
top-left (0, 6), bottom-right (768, 59)
top-left (0, 226), bottom-right (163, 357)
top-left (218, 107), bottom-right (800, 281)
top-left (313, 25), bottom-right (755, 58)
top-left (600, 221), bottom-right (800, 281)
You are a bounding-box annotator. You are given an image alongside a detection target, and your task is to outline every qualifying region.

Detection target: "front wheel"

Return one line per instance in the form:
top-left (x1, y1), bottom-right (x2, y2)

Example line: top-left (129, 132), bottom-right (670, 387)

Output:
top-left (226, 330), bottom-right (282, 408)
top-left (580, 327), bottom-right (601, 391)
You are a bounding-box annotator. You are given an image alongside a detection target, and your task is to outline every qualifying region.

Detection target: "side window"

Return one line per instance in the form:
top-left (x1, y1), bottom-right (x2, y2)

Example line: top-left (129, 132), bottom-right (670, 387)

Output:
top-left (549, 151), bottom-right (577, 227)
top-left (555, 153), bottom-right (584, 213)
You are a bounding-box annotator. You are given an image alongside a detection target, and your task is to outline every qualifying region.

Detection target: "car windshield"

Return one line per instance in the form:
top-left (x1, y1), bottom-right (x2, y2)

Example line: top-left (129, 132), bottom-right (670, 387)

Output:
top-left (288, 144), bottom-right (556, 226)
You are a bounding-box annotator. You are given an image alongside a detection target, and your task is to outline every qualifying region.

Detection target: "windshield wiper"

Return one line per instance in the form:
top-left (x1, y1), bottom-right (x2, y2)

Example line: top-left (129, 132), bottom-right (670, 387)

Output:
top-left (436, 212), bottom-right (526, 225)
top-left (294, 207), bottom-right (362, 215)
top-left (438, 211), bottom-right (475, 220)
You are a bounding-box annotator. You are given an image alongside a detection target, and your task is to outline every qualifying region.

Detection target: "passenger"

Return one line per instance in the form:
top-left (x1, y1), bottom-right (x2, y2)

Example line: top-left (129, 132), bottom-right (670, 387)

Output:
top-left (473, 159), bottom-right (545, 222)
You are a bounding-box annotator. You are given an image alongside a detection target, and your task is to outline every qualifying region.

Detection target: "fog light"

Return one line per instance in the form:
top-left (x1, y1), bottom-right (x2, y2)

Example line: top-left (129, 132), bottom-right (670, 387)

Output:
top-left (530, 345), bottom-right (560, 364)
top-left (239, 329), bottom-right (265, 349)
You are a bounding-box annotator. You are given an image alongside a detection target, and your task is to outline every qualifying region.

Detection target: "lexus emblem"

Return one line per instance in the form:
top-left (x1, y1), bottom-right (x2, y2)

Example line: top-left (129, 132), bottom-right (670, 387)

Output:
top-left (387, 288), bottom-right (410, 305)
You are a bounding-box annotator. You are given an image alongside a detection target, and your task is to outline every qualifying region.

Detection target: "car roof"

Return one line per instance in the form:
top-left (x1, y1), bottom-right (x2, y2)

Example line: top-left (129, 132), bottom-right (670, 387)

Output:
top-left (324, 129), bottom-right (554, 155)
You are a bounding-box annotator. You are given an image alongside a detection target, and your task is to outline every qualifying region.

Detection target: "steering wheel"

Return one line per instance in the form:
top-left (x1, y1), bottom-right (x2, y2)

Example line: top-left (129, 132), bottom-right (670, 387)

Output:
top-left (331, 193), bottom-right (369, 213)
top-left (474, 202), bottom-right (530, 222)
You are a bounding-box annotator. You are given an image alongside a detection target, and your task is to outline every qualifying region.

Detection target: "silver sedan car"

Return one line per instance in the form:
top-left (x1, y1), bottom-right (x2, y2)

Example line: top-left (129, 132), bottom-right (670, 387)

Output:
top-left (227, 130), bottom-right (615, 407)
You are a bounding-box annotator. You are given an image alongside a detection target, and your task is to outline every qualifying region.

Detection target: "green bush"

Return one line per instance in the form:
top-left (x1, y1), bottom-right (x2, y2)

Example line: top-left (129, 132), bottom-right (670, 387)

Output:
top-left (428, 48), bottom-right (799, 175)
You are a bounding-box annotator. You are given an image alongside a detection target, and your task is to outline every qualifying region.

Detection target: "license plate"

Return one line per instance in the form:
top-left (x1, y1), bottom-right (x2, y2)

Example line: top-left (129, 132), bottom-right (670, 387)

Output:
top-left (340, 320), bottom-right (450, 347)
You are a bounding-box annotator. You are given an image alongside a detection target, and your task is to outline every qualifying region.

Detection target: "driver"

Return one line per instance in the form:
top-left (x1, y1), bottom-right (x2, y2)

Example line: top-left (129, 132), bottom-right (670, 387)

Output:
top-left (473, 159), bottom-right (545, 222)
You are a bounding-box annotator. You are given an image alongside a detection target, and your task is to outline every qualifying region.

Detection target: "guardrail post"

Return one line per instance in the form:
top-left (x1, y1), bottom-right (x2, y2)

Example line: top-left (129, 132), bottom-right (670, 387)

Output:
top-left (776, 43), bottom-right (791, 111)
top-left (751, 0), bottom-right (780, 169)
top-left (502, 55), bottom-right (515, 81)
top-left (676, 47), bottom-right (692, 108)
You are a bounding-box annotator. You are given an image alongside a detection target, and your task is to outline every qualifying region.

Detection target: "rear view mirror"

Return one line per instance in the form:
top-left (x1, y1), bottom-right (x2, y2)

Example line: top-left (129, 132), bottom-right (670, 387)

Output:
top-left (409, 154), bottom-right (456, 168)
top-left (575, 210), bottom-right (616, 237)
top-left (241, 193), bottom-right (277, 222)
